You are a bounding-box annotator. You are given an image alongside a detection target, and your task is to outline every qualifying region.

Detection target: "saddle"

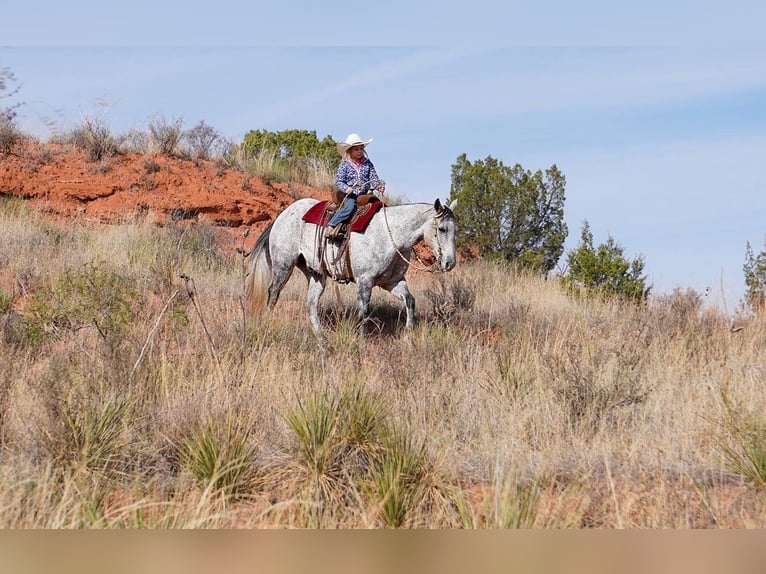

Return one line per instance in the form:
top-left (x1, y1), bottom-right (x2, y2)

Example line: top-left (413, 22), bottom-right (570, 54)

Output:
top-left (301, 195), bottom-right (383, 237)
top-left (302, 193), bottom-right (384, 283)
top-left (331, 188), bottom-right (378, 209)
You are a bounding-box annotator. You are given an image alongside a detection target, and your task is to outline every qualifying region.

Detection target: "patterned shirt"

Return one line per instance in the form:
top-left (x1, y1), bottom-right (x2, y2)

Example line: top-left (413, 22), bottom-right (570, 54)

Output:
top-left (335, 157), bottom-right (382, 194)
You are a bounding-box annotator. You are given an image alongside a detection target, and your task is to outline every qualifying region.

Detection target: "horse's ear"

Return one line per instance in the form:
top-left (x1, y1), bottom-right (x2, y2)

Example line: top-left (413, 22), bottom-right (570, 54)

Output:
top-left (434, 198), bottom-right (443, 212)
top-left (448, 199), bottom-right (457, 211)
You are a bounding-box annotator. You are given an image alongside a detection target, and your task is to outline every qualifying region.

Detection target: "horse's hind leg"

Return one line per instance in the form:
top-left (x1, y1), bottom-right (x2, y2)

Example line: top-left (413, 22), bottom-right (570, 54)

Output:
top-left (355, 281), bottom-right (374, 332)
top-left (267, 260), bottom-right (295, 308)
top-left (305, 272), bottom-right (327, 334)
top-left (388, 279), bottom-right (416, 329)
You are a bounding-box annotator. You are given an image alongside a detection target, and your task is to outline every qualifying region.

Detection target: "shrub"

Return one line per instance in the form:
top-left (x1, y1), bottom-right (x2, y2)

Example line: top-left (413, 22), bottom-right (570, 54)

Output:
top-left (119, 128), bottom-right (150, 154)
top-left (0, 67), bottom-right (22, 154)
top-left (184, 121), bottom-right (226, 160)
top-left (70, 116), bottom-right (119, 162)
top-left (234, 129), bottom-right (337, 186)
top-left (0, 115), bottom-right (21, 155)
top-left (147, 114), bottom-right (184, 156)
top-left (24, 261), bottom-right (139, 346)
top-left (548, 342), bottom-right (650, 435)
top-left (651, 287), bottom-right (704, 334)
top-left (142, 158), bottom-right (161, 174)
top-left (424, 275), bottom-right (476, 322)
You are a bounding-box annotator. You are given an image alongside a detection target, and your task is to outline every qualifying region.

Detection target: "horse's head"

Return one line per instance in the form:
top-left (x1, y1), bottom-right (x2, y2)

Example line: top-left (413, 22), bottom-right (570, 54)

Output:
top-left (424, 198), bottom-right (458, 272)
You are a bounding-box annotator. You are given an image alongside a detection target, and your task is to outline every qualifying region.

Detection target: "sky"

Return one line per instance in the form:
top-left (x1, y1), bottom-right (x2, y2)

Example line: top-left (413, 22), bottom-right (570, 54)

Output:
top-left (3, 1), bottom-right (766, 311)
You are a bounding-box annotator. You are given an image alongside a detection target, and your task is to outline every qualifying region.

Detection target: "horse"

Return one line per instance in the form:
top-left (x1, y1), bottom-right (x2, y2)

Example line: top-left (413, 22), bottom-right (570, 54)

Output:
top-left (244, 197), bottom-right (458, 334)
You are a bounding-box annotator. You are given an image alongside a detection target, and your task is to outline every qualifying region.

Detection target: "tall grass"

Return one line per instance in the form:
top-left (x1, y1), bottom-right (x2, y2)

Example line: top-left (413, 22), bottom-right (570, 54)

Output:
top-left (1, 202), bottom-right (766, 527)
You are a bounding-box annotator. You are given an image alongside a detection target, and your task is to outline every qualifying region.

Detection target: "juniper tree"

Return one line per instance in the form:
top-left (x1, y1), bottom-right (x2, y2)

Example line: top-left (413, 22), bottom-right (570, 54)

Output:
top-left (744, 239), bottom-right (766, 314)
top-left (242, 128), bottom-right (338, 167)
top-left (562, 220), bottom-right (650, 302)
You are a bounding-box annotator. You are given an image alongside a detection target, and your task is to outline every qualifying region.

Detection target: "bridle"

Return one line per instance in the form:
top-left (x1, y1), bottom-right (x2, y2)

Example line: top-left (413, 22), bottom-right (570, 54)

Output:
top-left (381, 201), bottom-right (454, 274)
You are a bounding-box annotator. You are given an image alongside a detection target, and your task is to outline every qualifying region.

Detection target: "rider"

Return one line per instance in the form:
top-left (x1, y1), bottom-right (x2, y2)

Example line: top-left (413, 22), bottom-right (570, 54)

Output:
top-left (326, 133), bottom-right (385, 239)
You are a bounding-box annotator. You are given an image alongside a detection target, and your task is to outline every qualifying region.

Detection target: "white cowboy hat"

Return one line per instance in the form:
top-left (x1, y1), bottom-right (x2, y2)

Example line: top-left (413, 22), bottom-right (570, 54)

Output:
top-left (336, 133), bottom-right (373, 156)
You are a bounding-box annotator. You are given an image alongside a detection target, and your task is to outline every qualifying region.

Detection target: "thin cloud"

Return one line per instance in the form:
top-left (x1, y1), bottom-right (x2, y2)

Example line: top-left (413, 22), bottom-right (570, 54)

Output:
top-left (238, 47), bottom-right (485, 127)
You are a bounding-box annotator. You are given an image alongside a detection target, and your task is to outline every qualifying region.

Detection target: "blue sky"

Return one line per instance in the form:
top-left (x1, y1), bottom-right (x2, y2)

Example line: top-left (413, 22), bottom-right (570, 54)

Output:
top-left (4, 3), bottom-right (766, 309)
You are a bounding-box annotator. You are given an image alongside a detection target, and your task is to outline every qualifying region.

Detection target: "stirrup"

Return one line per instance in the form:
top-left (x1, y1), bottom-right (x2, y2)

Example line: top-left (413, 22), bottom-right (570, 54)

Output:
top-left (326, 224), bottom-right (344, 240)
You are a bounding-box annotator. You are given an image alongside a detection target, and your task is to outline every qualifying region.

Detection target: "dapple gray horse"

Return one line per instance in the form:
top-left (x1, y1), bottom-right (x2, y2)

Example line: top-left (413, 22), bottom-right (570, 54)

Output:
top-left (244, 197), bottom-right (458, 334)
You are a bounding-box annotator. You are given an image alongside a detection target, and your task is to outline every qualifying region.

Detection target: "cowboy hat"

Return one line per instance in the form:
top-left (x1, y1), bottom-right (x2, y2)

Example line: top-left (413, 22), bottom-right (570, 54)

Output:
top-left (336, 133), bottom-right (373, 156)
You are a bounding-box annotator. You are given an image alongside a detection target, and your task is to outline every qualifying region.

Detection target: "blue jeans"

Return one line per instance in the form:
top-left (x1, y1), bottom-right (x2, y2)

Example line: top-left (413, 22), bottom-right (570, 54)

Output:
top-left (328, 193), bottom-right (359, 227)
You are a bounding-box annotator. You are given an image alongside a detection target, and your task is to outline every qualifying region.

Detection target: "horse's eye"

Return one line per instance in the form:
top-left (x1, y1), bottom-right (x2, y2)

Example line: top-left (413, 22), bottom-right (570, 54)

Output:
top-left (438, 226), bottom-right (448, 234)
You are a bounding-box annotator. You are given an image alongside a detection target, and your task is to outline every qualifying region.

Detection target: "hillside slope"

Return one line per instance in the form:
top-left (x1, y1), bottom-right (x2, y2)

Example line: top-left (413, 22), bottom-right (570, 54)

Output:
top-left (0, 141), bottom-right (332, 250)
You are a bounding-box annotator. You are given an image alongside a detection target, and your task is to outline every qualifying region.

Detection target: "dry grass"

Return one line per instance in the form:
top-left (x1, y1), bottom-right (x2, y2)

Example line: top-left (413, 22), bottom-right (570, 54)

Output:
top-left (1, 200), bottom-right (765, 528)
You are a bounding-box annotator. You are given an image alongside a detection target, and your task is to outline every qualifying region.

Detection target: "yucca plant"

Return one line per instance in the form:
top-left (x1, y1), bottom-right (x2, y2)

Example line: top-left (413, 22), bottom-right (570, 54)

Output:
top-left (284, 391), bottom-right (351, 526)
top-left (336, 380), bottom-right (389, 468)
top-left (65, 393), bottom-right (129, 473)
top-left (716, 388), bottom-right (766, 488)
top-left (370, 430), bottom-right (427, 528)
top-left (285, 392), bottom-right (339, 475)
top-left (177, 419), bottom-right (257, 500)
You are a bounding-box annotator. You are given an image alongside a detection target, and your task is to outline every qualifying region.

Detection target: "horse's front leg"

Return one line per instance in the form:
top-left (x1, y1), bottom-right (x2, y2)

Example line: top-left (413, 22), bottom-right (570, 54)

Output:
top-left (389, 279), bottom-right (416, 329)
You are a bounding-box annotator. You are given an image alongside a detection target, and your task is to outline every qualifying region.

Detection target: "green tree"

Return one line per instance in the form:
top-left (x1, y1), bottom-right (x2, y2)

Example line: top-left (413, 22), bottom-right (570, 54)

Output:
top-left (562, 220), bottom-right (650, 302)
top-left (241, 128), bottom-right (338, 166)
top-left (448, 153), bottom-right (567, 273)
top-left (743, 239), bottom-right (766, 314)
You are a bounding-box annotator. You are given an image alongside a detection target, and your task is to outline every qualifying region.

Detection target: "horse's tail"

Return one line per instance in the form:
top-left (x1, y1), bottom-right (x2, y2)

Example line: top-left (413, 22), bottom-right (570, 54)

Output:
top-left (244, 221), bottom-right (274, 312)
